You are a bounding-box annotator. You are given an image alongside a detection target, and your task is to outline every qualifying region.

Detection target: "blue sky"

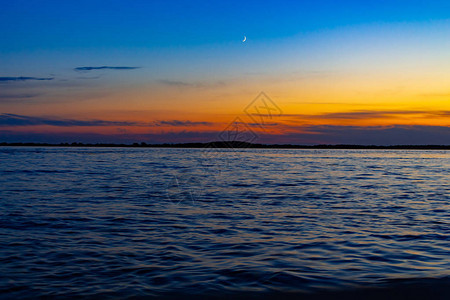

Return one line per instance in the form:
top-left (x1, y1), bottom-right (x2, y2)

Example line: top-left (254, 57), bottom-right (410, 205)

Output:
top-left (2, 0), bottom-right (449, 51)
top-left (2, 0), bottom-right (448, 80)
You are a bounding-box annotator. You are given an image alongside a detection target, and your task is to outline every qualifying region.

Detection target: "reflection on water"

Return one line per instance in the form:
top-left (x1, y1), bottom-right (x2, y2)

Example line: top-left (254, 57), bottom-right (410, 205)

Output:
top-left (0, 147), bottom-right (449, 298)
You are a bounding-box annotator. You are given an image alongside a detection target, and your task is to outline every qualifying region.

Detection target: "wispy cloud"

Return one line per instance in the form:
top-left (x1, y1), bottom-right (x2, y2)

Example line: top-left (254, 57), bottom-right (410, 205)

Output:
top-left (74, 66), bottom-right (140, 72)
top-left (0, 93), bottom-right (42, 103)
top-left (0, 93), bottom-right (41, 99)
top-left (0, 77), bottom-right (54, 82)
top-left (247, 122), bottom-right (281, 127)
top-left (420, 92), bottom-right (450, 98)
top-left (0, 114), bottom-right (140, 127)
top-left (76, 76), bottom-right (101, 80)
top-left (0, 114), bottom-right (215, 128)
top-left (154, 120), bottom-right (213, 127)
top-left (308, 110), bottom-right (425, 120)
top-left (280, 110), bottom-right (450, 121)
top-left (156, 79), bottom-right (226, 88)
top-left (156, 79), bottom-right (192, 87)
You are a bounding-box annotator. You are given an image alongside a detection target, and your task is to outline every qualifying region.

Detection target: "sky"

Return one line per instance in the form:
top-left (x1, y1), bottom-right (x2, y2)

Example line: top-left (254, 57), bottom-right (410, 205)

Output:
top-left (1, 0), bottom-right (449, 145)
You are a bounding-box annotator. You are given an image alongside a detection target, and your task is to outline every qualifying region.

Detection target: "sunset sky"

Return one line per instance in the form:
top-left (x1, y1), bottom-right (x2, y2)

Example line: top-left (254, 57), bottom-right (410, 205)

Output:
top-left (1, 0), bottom-right (449, 144)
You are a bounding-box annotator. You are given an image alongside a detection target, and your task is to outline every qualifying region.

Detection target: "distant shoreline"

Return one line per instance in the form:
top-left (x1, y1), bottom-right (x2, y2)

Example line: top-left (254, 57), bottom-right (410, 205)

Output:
top-left (1, 141), bottom-right (450, 150)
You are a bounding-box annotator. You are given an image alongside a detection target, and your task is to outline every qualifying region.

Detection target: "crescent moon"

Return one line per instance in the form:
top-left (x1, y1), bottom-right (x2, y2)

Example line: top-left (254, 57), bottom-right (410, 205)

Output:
top-left (242, 36), bottom-right (246, 42)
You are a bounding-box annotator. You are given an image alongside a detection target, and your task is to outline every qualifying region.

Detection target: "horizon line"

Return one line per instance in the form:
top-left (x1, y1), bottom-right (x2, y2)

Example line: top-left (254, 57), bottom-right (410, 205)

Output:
top-left (1, 141), bottom-right (450, 150)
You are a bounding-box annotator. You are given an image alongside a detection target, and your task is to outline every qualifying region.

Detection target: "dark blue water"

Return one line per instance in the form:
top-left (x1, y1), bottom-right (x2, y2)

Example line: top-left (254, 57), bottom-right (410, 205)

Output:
top-left (0, 147), bottom-right (449, 299)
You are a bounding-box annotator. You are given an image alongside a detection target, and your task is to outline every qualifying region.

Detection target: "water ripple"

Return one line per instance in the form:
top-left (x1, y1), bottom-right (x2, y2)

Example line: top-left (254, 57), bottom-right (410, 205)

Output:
top-left (0, 147), bottom-right (449, 298)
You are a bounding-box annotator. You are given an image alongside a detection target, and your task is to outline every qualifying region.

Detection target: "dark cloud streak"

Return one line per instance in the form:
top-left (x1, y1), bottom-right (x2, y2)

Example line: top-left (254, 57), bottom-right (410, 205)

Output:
top-left (0, 114), bottom-right (140, 127)
top-left (0, 114), bottom-right (214, 128)
top-left (74, 66), bottom-right (140, 72)
top-left (156, 79), bottom-right (192, 87)
top-left (0, 93), bottom-right (41, 100)
top-left (0, 77), bottom-right (54, 82)
top-left (154, 120), bottom-right (213, 127)
top-left (280, 110), bottom-right (450, 120)
top-left (156, 79), bottom-right (226, 88)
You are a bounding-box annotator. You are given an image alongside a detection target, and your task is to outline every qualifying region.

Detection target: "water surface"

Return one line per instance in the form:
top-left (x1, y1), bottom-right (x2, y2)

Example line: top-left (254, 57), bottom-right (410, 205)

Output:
top-left (0, 147), bottom-right (449, 298)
